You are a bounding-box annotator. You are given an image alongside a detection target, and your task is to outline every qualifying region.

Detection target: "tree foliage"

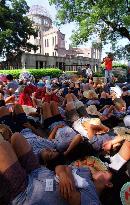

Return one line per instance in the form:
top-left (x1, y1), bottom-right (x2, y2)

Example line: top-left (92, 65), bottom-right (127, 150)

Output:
top-left (0, 0), bottom-right (37, 60)
top-left (49, 0), bottom-right (130, 45)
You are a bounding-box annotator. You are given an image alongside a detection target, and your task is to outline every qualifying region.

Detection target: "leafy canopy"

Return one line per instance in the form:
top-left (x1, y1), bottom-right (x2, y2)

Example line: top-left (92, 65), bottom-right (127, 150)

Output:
top-left (0, 0), bottom-right (37, 59)
top-left (49, 0), bottom-right (130, 46)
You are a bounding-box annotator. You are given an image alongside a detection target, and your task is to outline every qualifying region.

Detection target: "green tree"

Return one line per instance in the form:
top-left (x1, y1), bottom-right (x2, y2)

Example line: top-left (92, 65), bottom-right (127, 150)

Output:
top-left (114, 44), bottom-right (130, 60)
top-left (49, 0), bottom-right (130, 45)
top-left (0, 0), bottom-right (37, 60)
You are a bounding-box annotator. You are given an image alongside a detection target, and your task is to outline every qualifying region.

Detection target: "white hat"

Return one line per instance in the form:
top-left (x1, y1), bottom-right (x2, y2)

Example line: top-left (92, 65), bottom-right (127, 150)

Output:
top-left (124, 115), bottom-right (130, 127)
top-left (86, 105), bottom-right (100, 116)
top-left (83, 90), bottom-right (98, 99)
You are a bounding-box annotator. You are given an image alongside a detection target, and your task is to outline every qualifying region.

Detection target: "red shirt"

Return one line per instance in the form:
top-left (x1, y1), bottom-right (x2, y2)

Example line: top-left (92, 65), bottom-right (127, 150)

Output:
top-left (104, 57), bottom-right (113, 70)
top-left (18, 93), bottom-right (33, 106)
top-left (34, 87), bottom-right (46, 99)
top-left (18, 85), bottom-right (37, 107)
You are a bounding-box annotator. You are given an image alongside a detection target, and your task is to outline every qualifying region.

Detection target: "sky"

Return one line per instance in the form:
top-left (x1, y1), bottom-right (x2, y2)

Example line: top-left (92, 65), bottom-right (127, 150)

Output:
top-left (19, 0), bottom-right (128, 58)
top-left (26, 0), bottom-right (129, 60)
top-left (1, 0), bottom-right (128, 62)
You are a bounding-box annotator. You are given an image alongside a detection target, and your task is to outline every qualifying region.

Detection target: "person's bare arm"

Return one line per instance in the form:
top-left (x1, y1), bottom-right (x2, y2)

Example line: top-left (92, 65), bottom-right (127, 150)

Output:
top-left (46, 87), bottom-right (52, 95)
top-left (102, 135), bottom-right (124, 151)
top-left (48, 125), bottom-right (64, 140)
top-left (55, 165), bottom-right (76, 200)
top-left (5, 95), bottom-right (15, 104)
top-left (111, 135), bottom-right (124, 145)
top-left (23, 122), bottom-right (44, 138)
top-left (99, 105), bottom-right (109, 112)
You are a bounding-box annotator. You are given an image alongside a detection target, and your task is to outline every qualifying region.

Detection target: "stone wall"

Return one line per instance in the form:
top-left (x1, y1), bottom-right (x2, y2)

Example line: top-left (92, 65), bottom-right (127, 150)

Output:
top-left (22, 53), bottom-right (101, 70)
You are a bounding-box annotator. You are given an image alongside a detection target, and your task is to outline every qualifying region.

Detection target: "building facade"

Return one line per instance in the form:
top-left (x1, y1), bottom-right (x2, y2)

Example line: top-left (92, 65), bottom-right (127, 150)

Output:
top-left (22, 5), bottom-right (102, 71)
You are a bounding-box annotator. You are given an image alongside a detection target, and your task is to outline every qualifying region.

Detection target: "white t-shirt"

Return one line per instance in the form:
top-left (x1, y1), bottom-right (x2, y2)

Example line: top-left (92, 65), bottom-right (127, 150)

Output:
top-left (86, 68), bottom-right (92, 76)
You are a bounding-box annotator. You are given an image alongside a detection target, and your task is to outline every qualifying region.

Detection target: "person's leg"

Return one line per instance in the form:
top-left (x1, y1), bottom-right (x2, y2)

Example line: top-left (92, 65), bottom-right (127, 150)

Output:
top-left (66, 100), bottom-right (75, 111)
top-left (42, 102), bottom-right (52, 119)
top-left (12, 104), bottom-right (29, 130)
top-left (96, 124), bottom-right (110, 134)
top-left (65, 93), bottom-right (75, 107)
top-left (0, 124), bottom-right (13, 142)
top-left (108, 70), bottom-right (113, 83)
top-left (11, 132), bottom-right (40, 173)
top-left (0, 106), bottom-right (10, 118)
top-left (0, 140), bottom-right (27, 203)
top-left (0, 141), bottom-right (18, 173)
top-left (65, 93), bottom-right (80, 124)
top-left (118, 140), bottom-right (130, 161)
top-left (105, 70), bottom-right (109, 83)
top-left (50, 101), bottom-right (60, 116)
top-left (65, 93), bottom-right (75, 111)
top-left (13, 103), bottom-right (25, 115)
top-left (64, 134), bottom-right (83, 156)
top-left (82, 121), bottom-right (96, 139)
top-left (67, 191), bottom-right (81, 205)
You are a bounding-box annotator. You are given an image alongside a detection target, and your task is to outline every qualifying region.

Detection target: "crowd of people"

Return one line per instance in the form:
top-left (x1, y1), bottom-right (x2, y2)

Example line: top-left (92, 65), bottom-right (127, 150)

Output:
top-left (0, 67), bottom-right (129, 205)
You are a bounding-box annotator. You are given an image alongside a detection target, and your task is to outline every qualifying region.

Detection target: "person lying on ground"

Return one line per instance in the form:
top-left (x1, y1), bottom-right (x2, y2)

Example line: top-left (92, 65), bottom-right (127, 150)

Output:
top-left (65, 93), bottom-right (110, 138)
top-left (65, 94), bottom-right (130, 156)
top-left (0, 104), bottom-right (41, 134)
top-left (41, 101), bottom-right (84, 156)
top-left (0, 132), bottom-right (113, 205)
top-left (0, 103), bottom-right (89, 164)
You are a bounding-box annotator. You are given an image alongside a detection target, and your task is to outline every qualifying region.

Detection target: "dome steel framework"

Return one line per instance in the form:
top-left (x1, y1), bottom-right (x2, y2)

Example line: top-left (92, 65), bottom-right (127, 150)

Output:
top-left (28, 5), bottom-right (51, 19)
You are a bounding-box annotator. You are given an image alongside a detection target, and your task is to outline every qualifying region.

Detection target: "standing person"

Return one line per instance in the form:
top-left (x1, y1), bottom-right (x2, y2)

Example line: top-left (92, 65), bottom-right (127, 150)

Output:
top-left (102, 54), bottom-right (113, 83)
top-left (86, 64), bottom-right (93, 79)
top-left (81, 65), bottom-right (87, 78)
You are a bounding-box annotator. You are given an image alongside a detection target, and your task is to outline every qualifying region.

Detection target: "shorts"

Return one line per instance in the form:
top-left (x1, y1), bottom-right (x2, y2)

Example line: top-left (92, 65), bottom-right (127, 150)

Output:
top-left (14, 113), bottom-right (28, 125)
top-left (1, 150), bottom-right (40, 203)
top-left (0, 100), bottom-right (5, 107)
top-left (65, 109), bottom-right (80, 123)
top-left (73, 117), bottom-right (89, 138)
top-left (77, 106), bottom-right (88, 118)
top-left (0, 113), bottom-right (28, 132)
top-left (44, 114), bottom-right (63, 129)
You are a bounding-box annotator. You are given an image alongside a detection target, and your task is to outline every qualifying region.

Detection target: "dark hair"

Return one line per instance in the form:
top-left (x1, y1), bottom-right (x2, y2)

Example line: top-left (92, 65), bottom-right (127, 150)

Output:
top-left (0, 100), bottom-right (5, 107)
top-left (6, 74), bottom-right (13, 81)
top-left (122, 86), bottom-right (128, 92)
top-left (0, 90), bottom-right (4, 96)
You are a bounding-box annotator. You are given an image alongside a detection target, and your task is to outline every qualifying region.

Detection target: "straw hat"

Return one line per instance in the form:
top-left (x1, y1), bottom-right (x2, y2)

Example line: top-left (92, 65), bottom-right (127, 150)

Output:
top-left (113, 98), bottom-right (126, 107)
top-left (71, 156), bottom-right (108, 172)
top-left (83, 90), bottom-right (98, 99)
top-left (114, 127), bottom-right (126, 135)
top-left (114, 126), bottom-right (130, 141)
top-left (120, 182), bottom-right (130, 205)
top-left (0, 124), bottom-right (13, 141)
top-left (86, 105), bottom-right (100, 116)
top-left (0, 133), bottom-right (4, 142)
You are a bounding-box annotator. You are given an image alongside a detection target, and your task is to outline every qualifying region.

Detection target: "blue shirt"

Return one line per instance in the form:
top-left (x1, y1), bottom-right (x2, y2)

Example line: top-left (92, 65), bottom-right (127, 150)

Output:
top-left (21, 129), bottom-right (56, 155)
top-left (12, 167), bottom-right (101, 205)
